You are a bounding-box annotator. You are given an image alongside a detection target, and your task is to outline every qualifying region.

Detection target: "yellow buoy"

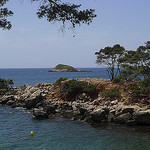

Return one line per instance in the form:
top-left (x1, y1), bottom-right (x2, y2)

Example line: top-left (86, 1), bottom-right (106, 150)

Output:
top-left (30, 131), bottom-right (34, 136)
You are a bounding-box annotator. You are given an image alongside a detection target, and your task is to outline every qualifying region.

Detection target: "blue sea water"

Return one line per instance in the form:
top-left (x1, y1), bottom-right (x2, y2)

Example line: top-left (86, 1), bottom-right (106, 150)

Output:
top-left (0, 68), bottom-right (108, 86)
top-left (0, 68), bottom-right (150, 150)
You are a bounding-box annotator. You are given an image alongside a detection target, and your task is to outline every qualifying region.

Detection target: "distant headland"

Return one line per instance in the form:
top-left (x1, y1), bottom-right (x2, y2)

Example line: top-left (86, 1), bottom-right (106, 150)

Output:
top-left (48, 64), bottom-right (89, 72)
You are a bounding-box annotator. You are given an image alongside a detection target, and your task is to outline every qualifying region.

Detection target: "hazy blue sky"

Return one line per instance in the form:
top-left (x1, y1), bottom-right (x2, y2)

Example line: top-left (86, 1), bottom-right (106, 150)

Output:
top-left (0, 0), bottom-right (150, 68)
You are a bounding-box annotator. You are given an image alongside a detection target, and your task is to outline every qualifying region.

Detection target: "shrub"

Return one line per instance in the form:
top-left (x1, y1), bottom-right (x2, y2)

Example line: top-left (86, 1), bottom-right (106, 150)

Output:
top-left (55, 64), bottom-right (75, 70)
top-left (53, 77), bottom-right (68, 89)
top-left (0, 78), bottom-right (14, 95)
top-left (60, 79), bottom-right (97, 100)
top-left (112, 75), bottom-right (125, 84)
top-left (131, 78), bottom-right (150, 95)
top-left (101, 87), bottom-right (121, 99)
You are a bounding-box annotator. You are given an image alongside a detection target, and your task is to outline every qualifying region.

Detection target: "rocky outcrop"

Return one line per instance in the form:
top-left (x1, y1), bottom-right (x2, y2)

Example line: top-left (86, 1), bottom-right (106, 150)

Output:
top-left (0, 83), bottom-right (52, 109)
top-left (33, 108), bottom-right (48, 119)
top-left (32, 98), bottom-right (150, 126)
top-left (1, 79), bottom-right (150, 126)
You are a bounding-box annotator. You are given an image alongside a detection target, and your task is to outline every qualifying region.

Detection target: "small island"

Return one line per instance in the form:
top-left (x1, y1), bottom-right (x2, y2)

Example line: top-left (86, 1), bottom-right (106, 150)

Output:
top-left (48, 64), bottom-right (88, 72)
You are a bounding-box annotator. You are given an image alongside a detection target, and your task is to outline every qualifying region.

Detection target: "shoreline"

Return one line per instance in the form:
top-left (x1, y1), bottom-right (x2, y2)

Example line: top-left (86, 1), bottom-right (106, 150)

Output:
top-left (0, 78), bottom-right (150, 126)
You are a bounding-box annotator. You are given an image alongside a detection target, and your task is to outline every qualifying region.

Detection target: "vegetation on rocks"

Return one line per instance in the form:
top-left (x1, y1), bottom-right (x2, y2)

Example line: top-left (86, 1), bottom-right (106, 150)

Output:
top-left (49, 64), bottom-right (77, 72)
top-left (60, 79), bottom-right (97, 101)
top-left (101, 87), bottom-right (121, 99)
top-left (53, 77), bottom-right (68, 89)
top-left (55, 64), bottom-right (75, 70)
top-left (96, 41), bottom-right (150, 97)
top-left (0, 78), bottom-right (14, 95)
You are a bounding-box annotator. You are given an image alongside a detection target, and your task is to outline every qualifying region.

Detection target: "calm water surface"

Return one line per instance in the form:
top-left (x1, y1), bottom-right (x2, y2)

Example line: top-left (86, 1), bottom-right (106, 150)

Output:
top-left (0, 68), bottom-right (108, 86)
top-left (0, 68), bottom-right (150, 150)
top-left (1, 106), bottom-right (150, 150)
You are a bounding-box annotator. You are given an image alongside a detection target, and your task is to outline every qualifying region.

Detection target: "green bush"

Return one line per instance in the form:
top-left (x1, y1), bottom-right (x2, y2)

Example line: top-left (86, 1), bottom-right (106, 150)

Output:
top-left (60, 79), bottom-right (97, 100)
top-left (112, 75), bottom-right (125, 84)
top-left (131, 78), bottom-right (150, 95)
top-left (101, 87), bottom-right (121, 99)
top-left (0, 78), bottom-right (14, 95)
top-left (53, 77), bottom-right (68, 89)
top-left (55, 64), bottom-right (75, 70)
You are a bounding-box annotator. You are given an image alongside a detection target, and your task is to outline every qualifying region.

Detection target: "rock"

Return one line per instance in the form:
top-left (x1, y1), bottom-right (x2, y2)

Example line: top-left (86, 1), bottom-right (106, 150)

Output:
top-left (11, 101), bottom-right (26, 108)
top-left (0, 95), bottom-right (15, 104)
top-left (25, 93), bottom-right (45, 109)
top-left (111, 100), bottom-right (118, 105)
top-left (59, 103), bottom-right (73, 112)
top-left (43, 104), bottom-right (56, 114)
top-left (93, 99), bottom-right (101, 105)
top-left (75, 93), bottom-right (90, 102)
top-left (35, 102), bottom-right (44, 108)
top-left (33, 108), bottom-right (48, 119)
top-left (79, 107), bottom-right (87, 115)
top-left (121, 107), bottom-right (134, 114)
top-left (115, 106), bottom-right (134, 116)
top-left (115, 112), bottom-right (132, 124)
top-left (20, 84), bottom-right (31, 91)
top-left (6, 100), bottom-right (15, 105)
top-left (90, 107), bottom-right (109, 123)
top-left (134, 110), bottom-right (150, 125)
top-left (126, 120), bottom-right (137, 126)
top-left (108, 110), bottom-right (116, 122)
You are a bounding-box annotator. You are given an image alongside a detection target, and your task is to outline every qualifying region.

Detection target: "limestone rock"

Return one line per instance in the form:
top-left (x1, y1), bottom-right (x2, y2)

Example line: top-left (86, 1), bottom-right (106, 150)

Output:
top-left (90, 107), bottom-right (109, 123)
top-left (134, 110), bottom-right (150, 125)
top-left (33, 108), bottom-right (48, 119)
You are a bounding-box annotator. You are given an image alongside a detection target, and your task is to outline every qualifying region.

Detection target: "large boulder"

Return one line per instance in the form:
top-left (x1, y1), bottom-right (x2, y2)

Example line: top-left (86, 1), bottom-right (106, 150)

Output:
top-left (90, 107), bottom-right (109, 123)
top-left (0, 95), bottom-right (15, 105)
top-left (43, 104), bottom-right (57, 114)
top-left (134, 110), bottom-right (150, 125)
top-left (25, 94), bottom-right (45, 109)
top-left (33, 108), bottom-right (48, 119)
top-left (110, 106), bottom-right (135, 124)
top-left (115, 112), bottom-right (132, 124)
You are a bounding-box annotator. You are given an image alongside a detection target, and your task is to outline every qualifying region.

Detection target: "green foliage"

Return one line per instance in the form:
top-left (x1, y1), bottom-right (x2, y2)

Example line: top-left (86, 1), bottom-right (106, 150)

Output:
top-left (55, 64), bottom-right (76, 70)
top-left (119, 41), bottom-right (150, 81)
top-left (131, 78), bottom-right (150, 95)
top-left (101, 87), bottom-right (121, 99)
top-left (119, 66), bottom-right (138, 81)
top-left (60, 79), bottom-right (97, 100)
top-left (36, 0), bottom-right (96, 29)
top-left (53, 77), bottom-right (68, 89)
top-left (113, 41), bottom-right (150, 96)
top-left (95, 44), bottom-right (125, 80)
top-left (0, 0), bottom-right (13, 30)
top-left (112, 75), bottom-right (125, 84)
top-left (0, 78), bottom-right (14, 95)
top-left (0, 0), bottom-right (96, 30)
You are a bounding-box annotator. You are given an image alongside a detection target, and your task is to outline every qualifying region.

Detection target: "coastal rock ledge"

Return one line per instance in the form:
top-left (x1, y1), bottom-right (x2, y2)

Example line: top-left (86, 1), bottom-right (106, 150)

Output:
top-left (0, 78), bottom-right (150, 126)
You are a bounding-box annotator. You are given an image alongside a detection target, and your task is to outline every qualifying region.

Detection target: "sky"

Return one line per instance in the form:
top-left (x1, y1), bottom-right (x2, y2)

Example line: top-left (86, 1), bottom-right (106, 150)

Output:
top-left (0, 0), bottom-right (150, 68)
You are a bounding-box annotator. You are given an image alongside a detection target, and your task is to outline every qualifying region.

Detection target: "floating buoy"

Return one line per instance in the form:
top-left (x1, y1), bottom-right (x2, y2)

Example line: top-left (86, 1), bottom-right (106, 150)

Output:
top-left (30, 131), bottom-right (34, 136)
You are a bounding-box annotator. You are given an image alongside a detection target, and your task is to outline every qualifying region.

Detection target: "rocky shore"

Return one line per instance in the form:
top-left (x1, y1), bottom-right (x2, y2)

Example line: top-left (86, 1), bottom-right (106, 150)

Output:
top-left (0, 78), bottom-right (150, 126)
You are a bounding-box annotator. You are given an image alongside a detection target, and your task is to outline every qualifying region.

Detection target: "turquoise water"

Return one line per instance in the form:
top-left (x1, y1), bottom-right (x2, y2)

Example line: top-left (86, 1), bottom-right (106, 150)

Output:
top-left (1, 68), bottom-right (150, 150)
top-left (1, 106), bottom-right (150, 150)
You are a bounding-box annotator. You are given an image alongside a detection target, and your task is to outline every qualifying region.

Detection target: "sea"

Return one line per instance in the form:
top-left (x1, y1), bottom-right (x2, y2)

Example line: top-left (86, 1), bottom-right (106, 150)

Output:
top-left (0, 68), bottom-right (150, 150)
